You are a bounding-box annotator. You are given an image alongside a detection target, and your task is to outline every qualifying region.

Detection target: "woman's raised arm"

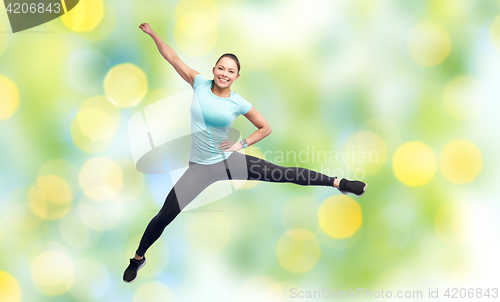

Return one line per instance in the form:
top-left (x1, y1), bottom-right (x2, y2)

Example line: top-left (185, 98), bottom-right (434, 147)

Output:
top-left (139, 23), bottom-right (199, 87)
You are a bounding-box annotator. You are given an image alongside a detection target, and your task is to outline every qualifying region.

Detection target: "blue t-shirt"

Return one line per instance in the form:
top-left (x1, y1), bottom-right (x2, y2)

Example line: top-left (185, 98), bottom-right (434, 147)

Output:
top-left (189, 74), bottom-right (252, 165)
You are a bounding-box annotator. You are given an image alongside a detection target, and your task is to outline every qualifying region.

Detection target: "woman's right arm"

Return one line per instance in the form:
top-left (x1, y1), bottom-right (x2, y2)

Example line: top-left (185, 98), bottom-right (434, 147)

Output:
top-left (139, 23), bottom-right (199, 87)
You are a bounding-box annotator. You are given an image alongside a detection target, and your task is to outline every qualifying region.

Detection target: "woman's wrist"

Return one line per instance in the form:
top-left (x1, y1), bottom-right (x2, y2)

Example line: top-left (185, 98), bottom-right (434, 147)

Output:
top-left (240, 139), bottom-right (248, 149)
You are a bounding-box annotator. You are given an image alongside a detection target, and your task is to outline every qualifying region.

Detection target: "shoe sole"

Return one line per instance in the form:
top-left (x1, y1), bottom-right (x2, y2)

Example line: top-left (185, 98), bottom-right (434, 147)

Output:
top-left (357, 184), bottom-right (367, 197)
top-left (123, 258), bottom-right (147, 283)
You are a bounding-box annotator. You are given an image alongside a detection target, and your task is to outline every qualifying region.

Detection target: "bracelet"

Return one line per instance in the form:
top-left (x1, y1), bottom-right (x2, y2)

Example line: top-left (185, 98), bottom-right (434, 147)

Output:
top-left (240, 139), bottom-right (248, 149)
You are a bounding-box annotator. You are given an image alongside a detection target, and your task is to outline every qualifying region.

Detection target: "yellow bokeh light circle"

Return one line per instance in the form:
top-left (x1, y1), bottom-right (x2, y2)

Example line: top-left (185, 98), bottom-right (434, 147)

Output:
top-left (342, 131), bottom-right (387, 176)
top-left (443, 76), bottom-right (486, 120)
top-left (133, 282), bottom-right (175, 302)
top-left (174, 0), bottom-right (218, 54)
top-left (36, 174), bottom-right (72, 205)
top-left (407, 22), bottom-right (451, 67)
top-left (489, 15), bottom-right (500, 53)
top-left (76, 108), bottom-right (115, 140)
top-left (187, 213), bottom-right (231, 253)
top-left (439, 139), bottom-right (482, 184)
top-left (177, 11), bottom-right (216, 39)
top-left (29, 176), bottom-right (73, 220)
top-left (174, 12), bottom-right (217, 56)
top-left (31, 250), bottom-right (75, 296)
top-left (104, 63), bottom-right (148, 108)
top-left (318, 195), bottom-right (362, 239)
top-left (61, 0), bottom-right (104, 32)
top-left (30, 161), bottom-right (77, 220)
top-left (0, 75), bottom-right (20, 120)
top-left (276, 229), bottom-right (321, 274)
top-left (79, 157), bottom-right (123, 201)
top-left (393, 141), bottom-right (436, 186)
top-left (0, 271), bottom-right (21, 302)
top-left (71, 96), bottom-right (121, 153)
top-left (59, 0), bottom-right (117, 41)
top-left (70, 121), bottom-right (107, 153)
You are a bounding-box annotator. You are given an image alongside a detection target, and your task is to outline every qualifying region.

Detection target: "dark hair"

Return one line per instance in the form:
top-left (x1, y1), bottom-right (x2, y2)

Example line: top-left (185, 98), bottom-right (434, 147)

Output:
top-left (215, 53), bottom-right (240, 74)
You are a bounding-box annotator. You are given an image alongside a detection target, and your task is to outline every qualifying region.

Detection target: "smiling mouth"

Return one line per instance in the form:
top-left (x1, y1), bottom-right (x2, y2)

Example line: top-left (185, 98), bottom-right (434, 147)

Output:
top-left (219, 77), bottom-right (228, 83)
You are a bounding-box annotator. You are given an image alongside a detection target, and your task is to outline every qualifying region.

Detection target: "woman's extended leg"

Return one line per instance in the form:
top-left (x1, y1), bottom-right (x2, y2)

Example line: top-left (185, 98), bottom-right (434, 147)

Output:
top-left (221, 151), bottom-right (366, 195)
top-left (220, 151), bottom-right (335, 186)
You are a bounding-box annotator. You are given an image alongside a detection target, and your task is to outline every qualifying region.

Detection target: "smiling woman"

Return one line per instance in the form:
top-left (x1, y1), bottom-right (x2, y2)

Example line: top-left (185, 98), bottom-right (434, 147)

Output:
top-left (122, 23), bottom-right (368, 283)
top-left (211, 53), bottom-right (241, 97)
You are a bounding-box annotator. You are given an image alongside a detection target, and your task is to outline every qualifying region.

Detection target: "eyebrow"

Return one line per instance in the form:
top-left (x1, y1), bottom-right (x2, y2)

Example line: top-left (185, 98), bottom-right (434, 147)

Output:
top-left (219, 65), bottom-right (235, 70)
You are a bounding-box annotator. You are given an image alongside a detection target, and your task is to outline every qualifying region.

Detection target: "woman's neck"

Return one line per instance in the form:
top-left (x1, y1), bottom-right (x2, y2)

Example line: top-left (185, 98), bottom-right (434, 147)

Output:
top-left (211, 83), bottom-right (231, 98)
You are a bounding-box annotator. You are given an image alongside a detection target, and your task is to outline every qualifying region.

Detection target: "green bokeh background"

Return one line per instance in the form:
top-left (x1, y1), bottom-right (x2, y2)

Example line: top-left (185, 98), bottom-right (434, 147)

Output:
top-left (1, 0), bottom-right (499, 301)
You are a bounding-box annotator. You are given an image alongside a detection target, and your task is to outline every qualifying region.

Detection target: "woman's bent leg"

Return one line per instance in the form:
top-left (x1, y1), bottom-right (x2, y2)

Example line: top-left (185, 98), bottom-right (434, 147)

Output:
top-left (135, 163), bottom-right (216, 257)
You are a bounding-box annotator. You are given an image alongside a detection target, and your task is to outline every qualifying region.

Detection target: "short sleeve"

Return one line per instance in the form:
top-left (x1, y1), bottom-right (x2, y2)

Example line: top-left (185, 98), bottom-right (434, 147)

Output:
top-left (238, 96), bottom-right (252, 115)
top-left (193, 73), bottom-right (209, 90)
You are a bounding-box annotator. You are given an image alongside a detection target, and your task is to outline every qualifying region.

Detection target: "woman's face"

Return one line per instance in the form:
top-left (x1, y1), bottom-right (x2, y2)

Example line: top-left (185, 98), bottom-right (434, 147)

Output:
top-left (212, 57), bottom-right (240, 89)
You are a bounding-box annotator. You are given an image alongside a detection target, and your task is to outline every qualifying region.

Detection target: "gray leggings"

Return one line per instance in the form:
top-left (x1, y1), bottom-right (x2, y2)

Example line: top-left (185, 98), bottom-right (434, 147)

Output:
top-left (136, 151), bottom-right (336, 256)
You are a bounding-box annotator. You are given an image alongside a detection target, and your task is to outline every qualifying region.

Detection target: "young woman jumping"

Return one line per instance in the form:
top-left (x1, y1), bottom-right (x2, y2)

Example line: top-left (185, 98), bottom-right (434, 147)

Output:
top-left (123, 23), bottom-right (367, 283)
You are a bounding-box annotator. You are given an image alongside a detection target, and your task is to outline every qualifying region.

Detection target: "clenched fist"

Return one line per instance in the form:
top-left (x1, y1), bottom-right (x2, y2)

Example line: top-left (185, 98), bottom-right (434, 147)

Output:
top-left (139, 23), bottom-right (154, 35)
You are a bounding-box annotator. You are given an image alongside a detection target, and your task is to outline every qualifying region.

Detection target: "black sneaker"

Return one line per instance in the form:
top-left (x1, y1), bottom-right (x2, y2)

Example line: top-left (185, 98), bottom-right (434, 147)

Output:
top-left (338, 178), bottom-right (367, 196)
top-left (123, 257), bottom-right (146, 283)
